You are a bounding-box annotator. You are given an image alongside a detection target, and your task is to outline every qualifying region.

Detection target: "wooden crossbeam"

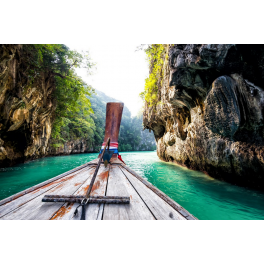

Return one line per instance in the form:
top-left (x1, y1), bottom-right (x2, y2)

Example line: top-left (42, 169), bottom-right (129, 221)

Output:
top-left (42, 195), bottom-right (130, 204)
top-left (41, 137), bottom-right (130, 220)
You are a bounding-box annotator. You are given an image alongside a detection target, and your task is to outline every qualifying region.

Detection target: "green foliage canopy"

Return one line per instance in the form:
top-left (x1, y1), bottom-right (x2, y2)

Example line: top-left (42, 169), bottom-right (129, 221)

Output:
top-left (20, 44), bottom-right (156, 152)
top-left (140, 44), bottom-right (168, 107)
top-left (21, 44), bottom-right (95, 145)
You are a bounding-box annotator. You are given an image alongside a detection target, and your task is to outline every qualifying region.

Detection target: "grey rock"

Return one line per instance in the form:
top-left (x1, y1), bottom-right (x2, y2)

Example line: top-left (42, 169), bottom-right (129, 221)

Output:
top-left (143, 44), bottom-right (264, 189)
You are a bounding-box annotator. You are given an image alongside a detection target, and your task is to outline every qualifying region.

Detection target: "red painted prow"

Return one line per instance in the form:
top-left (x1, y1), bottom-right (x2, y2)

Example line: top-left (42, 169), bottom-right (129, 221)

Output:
top-left (98, 102), bottom-right (124, 163)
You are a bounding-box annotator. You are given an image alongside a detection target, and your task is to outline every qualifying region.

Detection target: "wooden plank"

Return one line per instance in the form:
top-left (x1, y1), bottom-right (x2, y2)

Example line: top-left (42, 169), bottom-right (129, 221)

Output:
top-left (103, 166), bottom-right (155, 220)
top-left (119, 164), bottom-right (197, 220)
top-left (0, 160), bottom-right (97, 207)
top-left (119, 166), bottom-right (186, 220)
top-left (42, 195), bottom-right (129, 204)
top-left (51, 165), bottom-right (110, 220)
top-left (76, 165), bottom-right (109, 220)
top-left (84, 167), bottom-right (108, 220)
top-left (96, 204), bottom-right (104, 220)
top-left (87, 158), bottom-right (100, 165)
top-left (0, 167), bottom-right (92, 218)
top-left (110, 157), bottom-right (124, 164)
top-left (1, 167), bottom-right (95, 220)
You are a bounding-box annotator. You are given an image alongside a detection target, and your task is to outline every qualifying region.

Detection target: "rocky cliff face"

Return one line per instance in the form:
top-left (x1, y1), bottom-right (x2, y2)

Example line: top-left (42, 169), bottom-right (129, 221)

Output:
top-left (0, 45), bottom-right (54, 166)
top-left (143, 45), bottom-right (264, 189)
top-left (0, 45), bottom-right (93, 167)
top-left (48, 139), bottom-right (94, 156)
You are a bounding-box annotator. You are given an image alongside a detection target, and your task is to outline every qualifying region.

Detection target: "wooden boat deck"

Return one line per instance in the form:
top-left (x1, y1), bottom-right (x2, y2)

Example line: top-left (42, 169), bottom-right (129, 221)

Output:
top-left (0, 158), bottom-right (197, 220)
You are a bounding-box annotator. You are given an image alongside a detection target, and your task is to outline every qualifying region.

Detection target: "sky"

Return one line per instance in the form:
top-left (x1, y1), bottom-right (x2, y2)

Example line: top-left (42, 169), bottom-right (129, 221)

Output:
top-left (68, 44), bottom-right (149, 116)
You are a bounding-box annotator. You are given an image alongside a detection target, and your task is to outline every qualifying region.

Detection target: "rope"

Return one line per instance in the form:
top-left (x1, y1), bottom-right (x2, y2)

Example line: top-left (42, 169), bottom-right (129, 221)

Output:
top-left (72, 138), bottom-right (110, 220)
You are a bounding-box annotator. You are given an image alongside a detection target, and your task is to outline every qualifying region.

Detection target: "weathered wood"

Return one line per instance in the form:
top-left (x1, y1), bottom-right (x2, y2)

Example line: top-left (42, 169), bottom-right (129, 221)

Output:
top-left (51, 165), bottom-right (110, 220)
top-left (43, 141), bottom-right (113, 220)
top-left (0, 161), bottom-right (94, 207)
top-left (42, 195), bottom-right (130, 204)
top-left (1, 167), bottom-right (95, 220)
top-left (0, 157), bottom-right (197, 220)
top-left (0, 167), bottom-right (92, 218)
top-left (83, 165), bottom-right (112, 220)
top-left (110, 157), bottom-right (124, 164)
top-left (119, 164), bottom-right (197, 220)
top-left (88, 158), bottom-right (99, 164)
top-left (119, 166), bottom-right (186, 220)
top-left (96, 204), bottom-right (104, 220)
top-left (84, 138), bottom-right (110, 199)
top-left (103, 166), bottom-right (155, 220)
top-left (103, 103), bottom-right (124, 144)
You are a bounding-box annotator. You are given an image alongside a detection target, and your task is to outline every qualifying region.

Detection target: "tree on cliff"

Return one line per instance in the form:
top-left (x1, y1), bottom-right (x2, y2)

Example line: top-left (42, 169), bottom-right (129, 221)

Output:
top-left (0, 44), bottom-right (155, 167)
top-left (0, 44), bottom-right (97, 165)
top-left (20, 44), bottom-right (96, 145)
top-left (139, 44), bottom-right (168, 107)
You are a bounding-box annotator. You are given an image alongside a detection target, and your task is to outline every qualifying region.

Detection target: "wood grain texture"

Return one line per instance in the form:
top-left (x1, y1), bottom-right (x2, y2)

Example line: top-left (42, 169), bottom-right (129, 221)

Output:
top-left (103, 166), bottom-right (155, 220)
top-left (0, 156), bottom-right (197, 220)
top-left (83, 165), bottom-right (110, 220)
top-left (119, 164), bottom-right (197, 220)
top-left (96, 204), bottom-right (104, 220)
top-left (119, 166), bottom-right (186, 220)
top-left (0, 167), bottom-right (92, 218)
top-left (42, 195), bottom-right (129, 204)
top-left (103, 102), bottom-right (124, 143)
top-left (52, 165), bottom-right (110, 220)
top-left (110, 157), bottom-right (124, 164)
top-left (1, 167), bottom-right (95, 220)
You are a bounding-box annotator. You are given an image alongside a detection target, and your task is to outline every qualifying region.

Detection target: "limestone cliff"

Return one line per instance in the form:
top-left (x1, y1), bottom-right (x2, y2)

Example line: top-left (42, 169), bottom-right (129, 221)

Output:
top-left (0, 45), bottom-right (93, 167)
top-left (0, 45), bottom-right (54, 166)
top-left (143, 45), bottom-right (264, 189)
top-left (48, 139), bottom-right (94, 156)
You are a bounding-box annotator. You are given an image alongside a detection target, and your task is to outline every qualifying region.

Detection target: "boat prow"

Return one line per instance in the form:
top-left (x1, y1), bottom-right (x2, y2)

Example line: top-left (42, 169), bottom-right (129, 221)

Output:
top-left (0, 103), bottom-right (197, 220)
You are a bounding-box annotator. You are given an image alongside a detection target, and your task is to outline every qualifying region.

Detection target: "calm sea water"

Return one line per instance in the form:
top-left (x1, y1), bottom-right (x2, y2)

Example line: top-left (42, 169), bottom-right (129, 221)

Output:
top-left (0, 151), bottom-right (264, 220)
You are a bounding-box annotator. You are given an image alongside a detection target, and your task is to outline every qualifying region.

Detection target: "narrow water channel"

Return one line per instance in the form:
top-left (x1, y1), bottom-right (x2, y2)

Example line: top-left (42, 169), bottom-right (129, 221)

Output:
top-left (1, 151), bottom-right (264, 220)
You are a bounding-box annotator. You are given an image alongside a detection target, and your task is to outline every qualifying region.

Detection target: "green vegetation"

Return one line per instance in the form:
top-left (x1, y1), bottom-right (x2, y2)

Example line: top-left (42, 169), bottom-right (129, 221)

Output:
top-left (51, 78), bottom-right (95, 146)
top-left (51, 143), bottom-right (63, 148)
top-left (21, 44), bottom-right (95, 145)
top-left (140, 44), bottom-right (168, 107)
top-left (20, 44), bottom-right (95, 145)
top-left (46, 46), bottom-right (95, 145)
top-left (20, 44), bottom-right (155, 152)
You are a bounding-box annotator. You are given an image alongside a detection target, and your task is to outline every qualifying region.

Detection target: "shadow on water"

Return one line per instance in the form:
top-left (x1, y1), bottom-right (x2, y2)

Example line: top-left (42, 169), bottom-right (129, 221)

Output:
top-left (1, 151), bottom-right (264, 220)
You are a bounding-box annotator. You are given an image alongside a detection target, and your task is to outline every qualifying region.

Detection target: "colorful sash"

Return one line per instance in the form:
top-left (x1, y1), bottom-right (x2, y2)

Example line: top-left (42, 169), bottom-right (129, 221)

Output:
top-left (99, 142), bottom-right (119, 154)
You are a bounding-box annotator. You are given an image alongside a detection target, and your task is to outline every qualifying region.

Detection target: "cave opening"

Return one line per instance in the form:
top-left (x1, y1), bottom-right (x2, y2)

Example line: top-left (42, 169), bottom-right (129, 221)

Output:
top-left (153, 124), bottom-right (165, 141)
top-left (3, 124), bottom-right (30, 155)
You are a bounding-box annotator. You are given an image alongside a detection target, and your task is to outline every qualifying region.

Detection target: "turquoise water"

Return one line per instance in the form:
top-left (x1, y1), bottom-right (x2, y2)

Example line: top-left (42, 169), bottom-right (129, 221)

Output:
top-left (1, 151), bottom-right (264, 220)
